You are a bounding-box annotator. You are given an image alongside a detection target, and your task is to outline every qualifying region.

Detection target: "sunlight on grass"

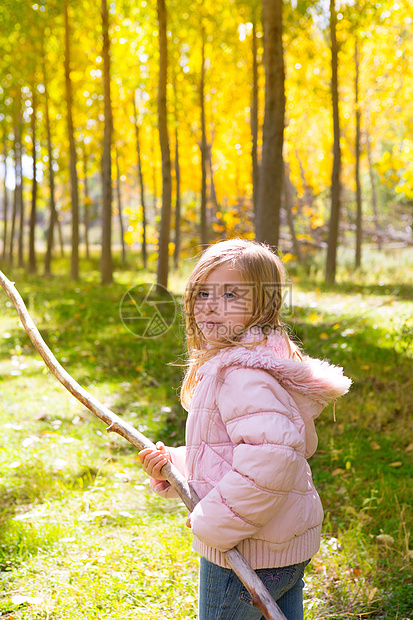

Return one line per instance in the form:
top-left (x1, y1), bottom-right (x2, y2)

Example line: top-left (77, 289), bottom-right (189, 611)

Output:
top-left (0, 247), bottom-right (412, 619)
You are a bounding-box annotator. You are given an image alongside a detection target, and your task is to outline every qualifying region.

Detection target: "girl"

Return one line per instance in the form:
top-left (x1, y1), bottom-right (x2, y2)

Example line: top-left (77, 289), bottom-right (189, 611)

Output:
top-left (139, 239), bottom-right (351, 620)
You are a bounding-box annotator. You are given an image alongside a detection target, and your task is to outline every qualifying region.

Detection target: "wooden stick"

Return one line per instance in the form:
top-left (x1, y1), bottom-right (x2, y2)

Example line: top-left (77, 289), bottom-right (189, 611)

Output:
top-left (0, 271), bottom-right (286, 620)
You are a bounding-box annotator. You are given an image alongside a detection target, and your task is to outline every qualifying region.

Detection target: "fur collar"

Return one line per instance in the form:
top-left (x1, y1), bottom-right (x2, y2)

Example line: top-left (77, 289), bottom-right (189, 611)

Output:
top-left (197, 329), bottom-right (352, 406)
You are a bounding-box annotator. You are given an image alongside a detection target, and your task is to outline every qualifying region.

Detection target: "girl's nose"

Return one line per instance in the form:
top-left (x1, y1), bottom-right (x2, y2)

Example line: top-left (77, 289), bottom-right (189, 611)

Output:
top-left (205, 297), bottom-right (218, 313)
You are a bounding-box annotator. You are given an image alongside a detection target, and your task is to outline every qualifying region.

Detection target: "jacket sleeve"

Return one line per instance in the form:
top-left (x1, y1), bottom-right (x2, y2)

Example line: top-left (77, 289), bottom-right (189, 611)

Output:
top-left (150, 445), bottom-right (187, 499)
top-left (190, 367), bottom-right (306, 552)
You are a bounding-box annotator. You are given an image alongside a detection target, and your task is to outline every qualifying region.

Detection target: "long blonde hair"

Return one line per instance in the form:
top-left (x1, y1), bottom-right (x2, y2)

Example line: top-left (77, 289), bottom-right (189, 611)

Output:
top-left (180, 239), bottom-right (300, 409)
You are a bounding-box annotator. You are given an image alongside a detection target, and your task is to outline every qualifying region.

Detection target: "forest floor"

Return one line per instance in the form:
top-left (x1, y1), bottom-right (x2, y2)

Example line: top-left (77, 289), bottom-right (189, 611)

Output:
top-left (0, 246), bottom-right (412, 620)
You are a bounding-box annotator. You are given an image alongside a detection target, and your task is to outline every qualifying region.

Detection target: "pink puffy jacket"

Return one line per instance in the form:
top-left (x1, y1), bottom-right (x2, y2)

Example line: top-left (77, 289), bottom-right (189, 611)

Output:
top-left (151, 330), bottom-right (351, 569)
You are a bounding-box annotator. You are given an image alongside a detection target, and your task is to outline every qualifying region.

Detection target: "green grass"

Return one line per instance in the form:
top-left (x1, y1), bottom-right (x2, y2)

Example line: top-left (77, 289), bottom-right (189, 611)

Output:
top-left (0, 247), bottom-right (412, 619)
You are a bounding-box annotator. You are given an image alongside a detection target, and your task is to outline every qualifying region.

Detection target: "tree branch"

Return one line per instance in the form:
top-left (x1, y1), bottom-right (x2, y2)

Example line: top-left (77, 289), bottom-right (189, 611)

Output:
top-left (0, 270), bottom-right (286, 620)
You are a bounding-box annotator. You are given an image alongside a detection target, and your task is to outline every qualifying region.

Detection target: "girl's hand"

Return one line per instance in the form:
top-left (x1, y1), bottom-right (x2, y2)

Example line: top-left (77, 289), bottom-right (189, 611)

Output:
top-left (138, 441), bottom-right (171, 480)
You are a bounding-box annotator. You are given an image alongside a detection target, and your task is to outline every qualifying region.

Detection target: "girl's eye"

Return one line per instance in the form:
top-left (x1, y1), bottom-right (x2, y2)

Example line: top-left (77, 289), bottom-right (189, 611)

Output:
top-left (224, 291), bottom-right (236, 299)
top-left (197, 291), bottom-right (209, 299)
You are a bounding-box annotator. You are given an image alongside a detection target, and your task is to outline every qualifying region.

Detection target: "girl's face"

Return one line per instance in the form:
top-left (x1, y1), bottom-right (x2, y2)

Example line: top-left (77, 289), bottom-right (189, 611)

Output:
top-left (193, 264), bottom-right (253, 344)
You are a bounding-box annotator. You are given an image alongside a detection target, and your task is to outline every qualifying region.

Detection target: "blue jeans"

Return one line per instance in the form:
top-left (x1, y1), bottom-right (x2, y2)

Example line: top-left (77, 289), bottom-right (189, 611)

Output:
top-left (198, 557), bottom-right (310, 620)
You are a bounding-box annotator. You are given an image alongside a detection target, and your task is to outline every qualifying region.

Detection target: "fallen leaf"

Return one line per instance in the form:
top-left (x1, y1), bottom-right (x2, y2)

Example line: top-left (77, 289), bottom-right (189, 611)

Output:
top-left (370, 441), bottom-right (381, 450)
top-left (368, 587), bottom-right (378, 602)
top-left (389, 461), bottom-right (402, 468)
top-left (332, 468), bottom-right (345, 476)
top-left (405, 443), bottom-right (413, 453)
top-left (345, 506), bottom-right (357, 515)
top-left (376, 534), bottom-right (394, 545)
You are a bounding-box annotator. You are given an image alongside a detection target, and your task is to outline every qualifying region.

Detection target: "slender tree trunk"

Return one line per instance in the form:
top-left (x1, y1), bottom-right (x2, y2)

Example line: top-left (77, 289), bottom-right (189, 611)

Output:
top-left (29, 88), bottom-right (37, 274)
top-left (174, 124), bottom-right (181, 269)
top-left (171, 73), bottom-right (181, 268)
top-left (366, 130), bottom-right (381, 250)
top-left (133, 95), bottom-right (147, 268)
top-left (2, 129), bottom-right (8, 261)
top-left (208, 129), bottom-right (219, 211)
top-left (17, 119), bottom-right (24, 268)
top-left (83, 150), bottom-right (90, 260)
top-left (115, 149), bottom-right (126, 264)
top-left (156, 0), bottom-right (172, 291)
top-left (9, 184), bottom-right (17, 265)
top-left (44, 56), bottom-right (58, 276)
top-left (256, 0), bottom-right (285, 246)
top-left (295, 150), bottom-right (315, 210)
top-left (101, 0), bottom-right (113, 284)
top-left (152, 128), bottom-right (158, 215)
top-left (251, 19), bottom-right (259, 219)
top-left (57, 216), bottom-right (65, 257)
top-left (283, 161), bottom-right (302, 262)
top-left (12, 107), bottom-right (24, 268)
top-left (64, 2), bottom-right (80, 280)
top-left (200, 30), bottom-right (208, 246)
top-left (325, 0), bottom-right (341, 285)
top-left (355, 37), bottom-right (362, 269)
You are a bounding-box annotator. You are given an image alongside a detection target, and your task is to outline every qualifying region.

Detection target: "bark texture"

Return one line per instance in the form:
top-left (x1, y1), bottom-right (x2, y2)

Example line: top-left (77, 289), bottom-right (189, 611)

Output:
top-left (325, 0), bottom-right (341, 285)
top-left (255, 0), bottom-right (285, 247)
top-left (101, 0), bottom-right (114, 284)
top-left (64, 2), bottom-right (80, 280)
top-left (156, 0), bottom-right (172, 291)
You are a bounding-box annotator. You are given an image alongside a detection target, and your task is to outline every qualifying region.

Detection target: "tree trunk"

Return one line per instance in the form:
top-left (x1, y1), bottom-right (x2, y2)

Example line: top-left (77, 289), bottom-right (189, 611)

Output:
top-left (283, 161), bottom-right (302, 262)
top-left (295, 150), bottom-right (315, 210)
top-left (17, 117), bottom-right (24, 268)
top-left (156, 0), bottom-right (172, 291)
top-left (64, 1), bottom-right (80, 280)
top-left (2, 128), bottom-right (9, 262)
top-left (366, 130), bottom-right (381, 250)
top-left (354, 37), bottom-right (362, 269)
top-left (83, 150), bottom-right (90, 260)
top-left (208, 130), bottom-right (219, 212)
top-left (28, 88), bottom-right (37, 274)
top-left (255, 0), bottom-right (285, 247)
top-left (200, 30), bottom-right (208, 246)
top-left (251, 19), bottom-right (260, 219)
top-left (133, 95), bottom-right (147, 268)
top-left (115, 149), bottom-right (126, 264)
top-left (174, 124), bottom-right (181, 269)
top-left (57, 216), bottom-right (65, 257)
top-left (152, 127), bottom-right (158, 215)
top-left (44, 55), bottom-right (58, 276)
top-left (325, 0), bottom-right (341, 285)
top-left (101, 0), bottom-right (113, 284)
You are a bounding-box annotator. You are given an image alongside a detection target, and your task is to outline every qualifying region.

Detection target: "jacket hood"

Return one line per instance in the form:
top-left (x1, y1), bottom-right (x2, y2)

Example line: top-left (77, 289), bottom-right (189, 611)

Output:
top-left (197, 329), bottom-right (352, 406)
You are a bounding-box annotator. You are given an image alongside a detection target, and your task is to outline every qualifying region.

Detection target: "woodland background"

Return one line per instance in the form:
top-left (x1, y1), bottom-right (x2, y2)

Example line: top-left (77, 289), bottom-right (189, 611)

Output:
top-left (0, 1), bottom-right (413, 619)
top-left (0, 0), bottom-right (412, 283)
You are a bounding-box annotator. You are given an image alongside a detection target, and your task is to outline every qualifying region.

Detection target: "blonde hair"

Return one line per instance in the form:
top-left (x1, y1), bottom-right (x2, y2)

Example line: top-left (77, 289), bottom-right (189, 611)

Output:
top-left (180, 238), bottom-right (301, 409)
